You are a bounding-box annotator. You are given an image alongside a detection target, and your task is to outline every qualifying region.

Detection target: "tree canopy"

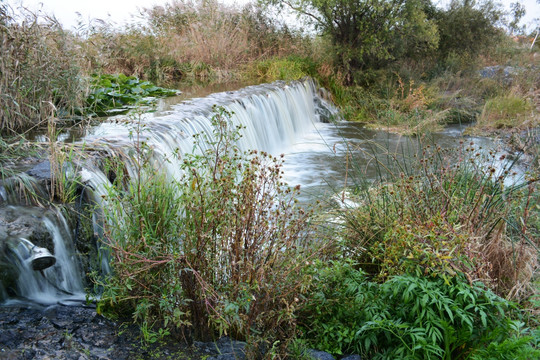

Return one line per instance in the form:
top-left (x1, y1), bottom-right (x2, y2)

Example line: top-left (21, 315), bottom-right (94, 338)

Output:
top-left (263, 0), bottom-right (503, 82)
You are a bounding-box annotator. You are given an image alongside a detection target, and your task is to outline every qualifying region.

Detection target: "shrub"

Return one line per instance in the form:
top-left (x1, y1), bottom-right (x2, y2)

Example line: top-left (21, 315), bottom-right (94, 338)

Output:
top-left (337, 141), bottom-right (539, 299)
top-left (435, 0), bottom-right (504, 59)
top-left (299, 260), bottom-right (540, 359)
top-left (98, 107), bottom-right (320, 354)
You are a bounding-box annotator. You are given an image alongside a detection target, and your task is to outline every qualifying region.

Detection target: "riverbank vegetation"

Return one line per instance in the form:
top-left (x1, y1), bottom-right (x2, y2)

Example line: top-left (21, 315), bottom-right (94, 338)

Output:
top-left (1, 0), bottom-right (539, 358)
top-left (94, 108), bottom-right (539, 358)
top-left (1, 0), bottom-right (538, 137)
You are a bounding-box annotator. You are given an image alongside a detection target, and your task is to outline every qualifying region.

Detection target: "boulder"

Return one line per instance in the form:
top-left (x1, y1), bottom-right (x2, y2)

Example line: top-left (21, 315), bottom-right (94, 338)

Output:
top-left (26, 161), bottom-right (52, 181)
top-left (306, 349), bottom-right (335, 360)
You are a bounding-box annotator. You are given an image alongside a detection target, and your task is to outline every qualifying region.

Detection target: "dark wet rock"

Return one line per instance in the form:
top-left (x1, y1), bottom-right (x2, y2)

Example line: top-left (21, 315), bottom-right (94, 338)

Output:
top-left (314, 96), bottom-right (341, 124)
top-left (0, 304), bottom-right (133, 359)
top-left (306, 349), bottom-right (335, 360)
top-left (0, 329), bottom-right (22, 349)
top-left (27, 161), bottom-right (52, 181)
top-left (341, 355), bottom-right (362, 360)
top-left (196, 336), bottom-right (247, 360)
top-left (0, 259), bottom-right (17, 299)
top-left (0, 207), bottom-right (54, 251)
top-left (0, 303), bottom-right (255, 360)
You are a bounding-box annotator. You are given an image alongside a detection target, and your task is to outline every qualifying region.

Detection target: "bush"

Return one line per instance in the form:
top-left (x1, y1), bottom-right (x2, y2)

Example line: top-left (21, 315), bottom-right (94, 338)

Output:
top-left (337, 140), bottom-right (539, 299)
top-left (300, 260), bottom-right (540, 359)
top-left (435, 0), bottom-right (504, 59)
top-left (98, 107), bottom-right (320, 355)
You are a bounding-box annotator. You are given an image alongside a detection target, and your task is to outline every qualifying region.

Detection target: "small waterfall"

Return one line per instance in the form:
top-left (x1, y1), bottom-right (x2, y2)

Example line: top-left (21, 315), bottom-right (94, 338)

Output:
top-left (85, 79), bottom-right (339, 180)
top-left (43, 214), bottom-right (84, 295)
top-left (79, 168), bottom-right (113, 275)
top-left (1, 208), bottom-right (85, 304)
top-left (1, 78), bottom-right (339, 304)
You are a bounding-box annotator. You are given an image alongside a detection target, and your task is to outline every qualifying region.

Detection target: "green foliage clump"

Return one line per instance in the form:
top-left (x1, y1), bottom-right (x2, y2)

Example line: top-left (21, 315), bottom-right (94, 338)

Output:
top-left (478, 94), bottom-right (535, 130)
top-left (86, 73), bottom-right (178, 116)
top-left (300, 260), bottom-right (540, 359)
top-left (266, 0), bottom-right (439, 81)
top-left (338, 142), bottom-right (539, 298)
top-left (98, 107), bottom-right (319, 355)
top-left (250, 56), bottom-right (318, 82)
top-left (435, 0), bottom-right (504, 59)
top-left (373, 215), bottom-right (470, 281)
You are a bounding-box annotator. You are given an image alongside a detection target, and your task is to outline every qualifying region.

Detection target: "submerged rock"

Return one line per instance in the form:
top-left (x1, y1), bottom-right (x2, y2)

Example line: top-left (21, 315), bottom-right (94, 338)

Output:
top-left (306, 349), bottom-right (336, 360)
top-left (26, 161), bottom-right (52, 181)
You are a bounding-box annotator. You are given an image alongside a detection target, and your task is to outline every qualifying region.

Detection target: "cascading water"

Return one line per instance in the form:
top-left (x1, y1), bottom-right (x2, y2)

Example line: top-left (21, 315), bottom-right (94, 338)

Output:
top-left (1, 207), bottom-right (85, 304)
top-left (84, 79), bottom-right (339, 180)
top-left (1, 77), bottom-right (521, 305)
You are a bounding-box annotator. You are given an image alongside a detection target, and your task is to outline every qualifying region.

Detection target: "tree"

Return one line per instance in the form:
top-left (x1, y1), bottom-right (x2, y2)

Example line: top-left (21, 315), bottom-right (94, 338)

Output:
top-left (508, 1), bottom-right (526, 35)
top-left (264, 0), bottom-right (438, 82)
top-left (434, 0), bottom-right (503, 57)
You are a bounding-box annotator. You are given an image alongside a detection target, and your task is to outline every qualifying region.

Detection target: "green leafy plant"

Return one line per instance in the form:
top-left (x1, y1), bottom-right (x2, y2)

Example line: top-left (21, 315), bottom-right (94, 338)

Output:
top-left (86, 73), bottom-right (178, 116)
top-left (300, 261), bottom-right (539, 359)
top-left (338, 140), bottom-right (539, 299)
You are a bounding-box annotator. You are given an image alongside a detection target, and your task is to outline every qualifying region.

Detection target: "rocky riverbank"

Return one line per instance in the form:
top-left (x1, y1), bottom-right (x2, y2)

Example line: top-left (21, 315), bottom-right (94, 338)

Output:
top-left (0, 301), bottom-right (248, 360)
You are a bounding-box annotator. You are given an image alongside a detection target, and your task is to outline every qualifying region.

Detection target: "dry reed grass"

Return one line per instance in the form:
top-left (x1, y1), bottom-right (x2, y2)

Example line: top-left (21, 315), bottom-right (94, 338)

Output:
top-left (74, 0), bottom-right (308, 84)
top-left (0, 5), bottom-right (85, 134)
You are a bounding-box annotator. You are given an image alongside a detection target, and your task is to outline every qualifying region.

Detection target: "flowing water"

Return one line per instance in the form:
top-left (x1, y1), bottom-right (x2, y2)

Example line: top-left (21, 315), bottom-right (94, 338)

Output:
top-left (0, 78), bottom-right (525, 304)
top-left (1, 207), bottom-right (85, 305)
top-left (281, 122), bottom-right (526, 202)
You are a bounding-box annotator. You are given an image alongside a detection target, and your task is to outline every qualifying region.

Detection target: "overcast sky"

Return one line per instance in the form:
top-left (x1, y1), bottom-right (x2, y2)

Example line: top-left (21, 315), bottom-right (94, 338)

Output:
top-left (4, 0), bottom-right (540, 32)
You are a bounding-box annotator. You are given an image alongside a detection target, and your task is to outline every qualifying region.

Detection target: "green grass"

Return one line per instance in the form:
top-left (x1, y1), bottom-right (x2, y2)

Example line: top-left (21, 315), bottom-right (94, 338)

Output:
top-left (478, 94), bottom-right (535, 130)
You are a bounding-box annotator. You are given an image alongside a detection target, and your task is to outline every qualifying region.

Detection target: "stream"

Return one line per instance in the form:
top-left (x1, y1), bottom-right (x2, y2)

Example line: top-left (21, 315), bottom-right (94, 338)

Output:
top-left (0, 78), bottom-right (528, 359)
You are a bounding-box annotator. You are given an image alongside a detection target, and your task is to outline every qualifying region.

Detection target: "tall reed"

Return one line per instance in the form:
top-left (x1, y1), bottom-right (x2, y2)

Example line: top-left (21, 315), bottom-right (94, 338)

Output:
top-left (0, 5), bottom-right (85, 134)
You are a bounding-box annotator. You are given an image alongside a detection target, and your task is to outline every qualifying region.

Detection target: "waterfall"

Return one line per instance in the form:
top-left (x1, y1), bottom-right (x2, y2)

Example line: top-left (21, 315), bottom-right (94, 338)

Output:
top-left (1, 207), bottom-right (85, 304)
top-left (0, 78), bottom-right (339, 304)
top-left (84, 79), bottom-right (338, 180)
